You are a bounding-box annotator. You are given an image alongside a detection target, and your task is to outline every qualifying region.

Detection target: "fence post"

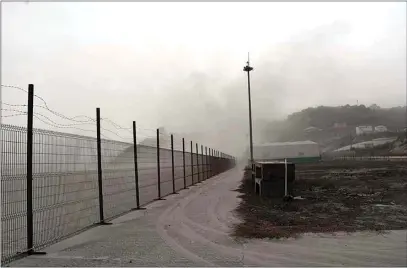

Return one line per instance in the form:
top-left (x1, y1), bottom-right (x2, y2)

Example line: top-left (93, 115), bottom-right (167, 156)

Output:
top-left (132, 121), bottom-right (144, 210)
top-left (212, 149), bottom-right (214, 176)
top-left (171, 134), bottom-right (176, 194)
top-left (222, 153), bottom-right (224, 171)
top-left (190, 141), bottom-right (194, 185)
top-left (220, 152), bottom-right (223, 172)
top-left (25, 84), bottom-right (46, 255)
top-left (217, 151), bottom-right (219, 173)
top-left (209, 149), bottom-right (211, 177)
top-left (210, 148), bottom-right (213, 177)
top-left (196, 143), bottom-right (200, 183)
top-left (201, 145), bottom-right (204, 181)
top-left (214, 150), bottom-right (216, 175)
top-left (182, 138), bottom-right (187, 189)
top-left (213, 149), bottom-right (215, 175)
top-left (26, 84), bottom-right (34, 254)
top-left (96, 108), bottom-right (110, 225)
top-left (157, 128), bottom-right (163, 200)
top-left (205, 146), bottom-right (208, 180)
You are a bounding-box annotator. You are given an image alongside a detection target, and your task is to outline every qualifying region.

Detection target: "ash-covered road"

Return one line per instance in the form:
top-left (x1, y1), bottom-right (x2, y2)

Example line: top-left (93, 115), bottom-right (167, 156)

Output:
top-left (9, 167), bottom-right (407, 267)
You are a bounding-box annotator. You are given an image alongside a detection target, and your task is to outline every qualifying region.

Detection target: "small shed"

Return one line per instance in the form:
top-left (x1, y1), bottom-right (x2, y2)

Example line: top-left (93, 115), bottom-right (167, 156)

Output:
top-left (253, 161), bottom-right (295, 197)
top-left (253, 141), bottom-right (321, 163)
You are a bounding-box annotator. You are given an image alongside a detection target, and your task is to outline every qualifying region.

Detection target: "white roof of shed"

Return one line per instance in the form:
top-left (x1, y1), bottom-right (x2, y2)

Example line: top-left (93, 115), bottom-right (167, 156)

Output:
top-left (252, 140), bottom-right (320, 160)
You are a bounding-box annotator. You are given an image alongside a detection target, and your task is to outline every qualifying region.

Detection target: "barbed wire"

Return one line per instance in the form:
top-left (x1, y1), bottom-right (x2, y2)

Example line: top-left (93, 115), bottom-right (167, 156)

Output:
top-left (2, 84), bottom-right (53, 112)
top-left (2, 86), bottom-right (154, 134)
top-left (1, 84), bottom-right (28, 93)
top-left (100, 127), bottom-right (131, 141)
top-left (33, 114), bottom-right (102, 135)
top-left (3, 102), bottom-right (95, 123)
top-left (2, 85), bottom-right (168, 144)
top-left (1, 113), bottom-right (27, 118)
top-left (2, 103), bottom-right (134, 138)
top-left (100, 118), bottom-right (132, 133)
top-left (1, 108), bottom-right (130, 141)
top-left (2, 103), bottom-right (133, 138)
top-left (2, 85), bottom-right (95, 123)
top-left (2, 108), bottom-right (94, 127)
top-left (3, 108), bottom-right (228, 154)
top-left (2, 102), bottom-right (28, 108)
top-left (2, 108), bottom-right (27, 114)
top-left (36, 107), bottom-right (96, 123)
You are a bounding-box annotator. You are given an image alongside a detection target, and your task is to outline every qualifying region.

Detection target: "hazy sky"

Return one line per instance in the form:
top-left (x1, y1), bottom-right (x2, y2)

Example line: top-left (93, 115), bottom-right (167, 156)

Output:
top-left (1, 2), bottom-right (406, 155)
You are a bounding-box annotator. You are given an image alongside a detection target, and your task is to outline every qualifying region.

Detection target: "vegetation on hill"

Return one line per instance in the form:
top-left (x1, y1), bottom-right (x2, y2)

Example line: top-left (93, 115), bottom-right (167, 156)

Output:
top-left (259, 105), bottom-right (406, 144)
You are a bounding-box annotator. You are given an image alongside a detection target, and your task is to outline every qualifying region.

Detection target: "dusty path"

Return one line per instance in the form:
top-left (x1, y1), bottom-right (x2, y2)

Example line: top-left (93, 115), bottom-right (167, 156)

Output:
top-left (9, 167), bottom-right (407, 267)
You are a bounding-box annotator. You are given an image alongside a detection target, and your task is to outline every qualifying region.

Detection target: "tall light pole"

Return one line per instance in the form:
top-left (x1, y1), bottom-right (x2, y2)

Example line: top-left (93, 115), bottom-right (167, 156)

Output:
top-left (243, 55), bottom-right (254, 167)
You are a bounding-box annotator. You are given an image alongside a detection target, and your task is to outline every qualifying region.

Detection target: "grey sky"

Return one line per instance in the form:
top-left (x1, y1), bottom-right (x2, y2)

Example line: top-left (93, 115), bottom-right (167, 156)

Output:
top-left (1, 2), bottom-right (406, 155)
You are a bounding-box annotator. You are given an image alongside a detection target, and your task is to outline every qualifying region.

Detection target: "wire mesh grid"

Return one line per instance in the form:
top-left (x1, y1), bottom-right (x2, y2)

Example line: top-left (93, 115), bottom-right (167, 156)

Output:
top-left (194, 143), bottom-right (202, 184)
top-left (137, 144), bottom-right (158, 206)
top-left (184, 141), bottom-right (193, 187)
top-left (31, 128), bottom-right (99, 250)
top-left (158, 146), bottom-right (173, 197)
top-left (156, 133), bottom-right (172, 197)
top-left (101, 138), bottom-right (136, 220)
top-left (169, 134), bottom-right (186, 191)
top-left (1, 122), bottom-right (234, 263)
top-left (1, 124), bottom-right (28, 263)
top-left (1, 84), bottom-right (236, 264)
top-left (173, 149), bottom-right (185, 191)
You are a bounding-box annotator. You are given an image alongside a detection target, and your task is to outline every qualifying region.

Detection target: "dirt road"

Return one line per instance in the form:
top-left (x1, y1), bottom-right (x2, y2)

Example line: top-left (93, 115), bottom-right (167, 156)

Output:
top-left (9, 167), bottom-right (407, 267)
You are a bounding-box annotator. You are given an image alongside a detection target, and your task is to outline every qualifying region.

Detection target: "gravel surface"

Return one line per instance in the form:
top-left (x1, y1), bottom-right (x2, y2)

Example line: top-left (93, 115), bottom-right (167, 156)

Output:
top-left (8, 166), bottom-right (407, 267)
top-left (234, 161), bottom-right (407, 239)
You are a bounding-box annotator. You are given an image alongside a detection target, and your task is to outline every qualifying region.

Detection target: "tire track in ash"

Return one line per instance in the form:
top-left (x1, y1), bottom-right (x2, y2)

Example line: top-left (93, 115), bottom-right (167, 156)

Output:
top-left (156, 169), bottom-right (331, 266)
top-left (156, 168), bottom-right (407, 267)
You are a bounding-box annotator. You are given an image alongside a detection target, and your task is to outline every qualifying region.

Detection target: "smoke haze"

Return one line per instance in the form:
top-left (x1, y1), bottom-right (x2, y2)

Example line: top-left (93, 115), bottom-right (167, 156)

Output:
top-left (1, 2), bottom-right (406, 156)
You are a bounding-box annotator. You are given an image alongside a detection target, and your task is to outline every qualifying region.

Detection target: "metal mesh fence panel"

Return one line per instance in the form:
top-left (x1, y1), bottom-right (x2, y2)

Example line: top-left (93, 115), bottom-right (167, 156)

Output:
top-left (197, 151), bottom-right (202, 183)
top-left (191, 152), bottom-right (197, 185)
top-left (185, 148), bottom-right (193, 187)
top-left (159, 147), bottom-right (173, 197)
top-left (101, 139), bottom-right (136, 220)
top-left (1, 121), bottom-right (235, 264)
top-left (203, 148), bottom-right (208, 181)
top-left (173, 149), bottom-right (184, 192)
top-left (137, 145), bottom-right (158, 206)
top-left (1, 124), bottom-right (28, 263)
top-left (31, 128), bottom-right (99, 250)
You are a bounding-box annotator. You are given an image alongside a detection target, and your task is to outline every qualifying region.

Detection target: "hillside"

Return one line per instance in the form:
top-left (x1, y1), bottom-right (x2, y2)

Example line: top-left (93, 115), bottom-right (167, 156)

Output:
top-left (259, 105), bottom-right (406, 151)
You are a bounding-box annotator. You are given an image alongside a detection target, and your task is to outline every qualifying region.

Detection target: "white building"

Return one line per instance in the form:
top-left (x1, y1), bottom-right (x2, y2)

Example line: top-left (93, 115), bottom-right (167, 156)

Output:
top-left (252, 141), bottom-right (321, 163)
top-left (303, 126), bottom-right (321, 133)
top-left (374, 125), bottom-right (388, 132)
top-left (356, 126), bottom-right (373, 136)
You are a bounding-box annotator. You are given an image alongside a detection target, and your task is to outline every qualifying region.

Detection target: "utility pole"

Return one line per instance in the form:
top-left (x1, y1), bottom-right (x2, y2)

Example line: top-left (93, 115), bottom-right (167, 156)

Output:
top-left (243, 54), bottom-right (254, 167)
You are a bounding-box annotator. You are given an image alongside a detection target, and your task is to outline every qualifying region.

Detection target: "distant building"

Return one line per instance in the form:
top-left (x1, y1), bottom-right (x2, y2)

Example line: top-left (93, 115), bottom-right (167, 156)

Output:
top-left (333, 122), bottom-right (347, 129)
top-left (356, 126), bottom-right (373, 136)
top-left (303, 126), bottom-right (321, 133)
top-left (374, 125), bottom-right (388, 133)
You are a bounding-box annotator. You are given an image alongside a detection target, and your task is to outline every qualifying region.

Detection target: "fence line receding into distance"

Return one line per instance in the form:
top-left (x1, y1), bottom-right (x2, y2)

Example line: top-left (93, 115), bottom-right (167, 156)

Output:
top-left (1, 84), bottom-right (236, 264)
